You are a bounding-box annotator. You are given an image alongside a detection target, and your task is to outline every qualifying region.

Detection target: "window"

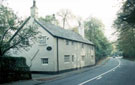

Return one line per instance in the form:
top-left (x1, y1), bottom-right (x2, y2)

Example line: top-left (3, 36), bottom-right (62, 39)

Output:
top-left (91, 55), bottom-right (94, 58)
top-left (41, 58), bottom-right (48, 64)
top-left (72, 41), bottom-right (74, 45)
top-left (92, 46), bottom-right (94, 50)
top-left (82, 56), bottom-right (85, 61)
top-left (82, 44), bottom-right (84, 48)
top-left (91, 46), bottom-right (94, 50)
top-left (38, 35), bottom-right (46, 45)
top-left (72, 55), bottom-right (75, 62)
top-left (46, 46), bottom-right (52, 51)
top-left (13, 49), bottom-right (18, 55)
top-left (66, 40), bottom-right (69, 45)
top-left (64, 55), bottom-right (70, 62)
top-left (22, 38), bottom-right (29, 45)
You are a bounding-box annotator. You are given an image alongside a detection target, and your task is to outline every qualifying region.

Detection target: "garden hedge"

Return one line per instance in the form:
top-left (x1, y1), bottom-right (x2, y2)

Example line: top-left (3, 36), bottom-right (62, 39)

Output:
top-left (0, 56), bottom-right (31, 84)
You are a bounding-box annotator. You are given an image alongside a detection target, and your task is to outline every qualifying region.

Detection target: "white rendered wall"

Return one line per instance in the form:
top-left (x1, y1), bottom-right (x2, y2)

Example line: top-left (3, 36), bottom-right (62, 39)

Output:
top-left (58, 38), bottom-right (95, 71)
top-left (10, 18), bottom-right (57, 72)
top-left (10, 18), bottom-right (95, 72)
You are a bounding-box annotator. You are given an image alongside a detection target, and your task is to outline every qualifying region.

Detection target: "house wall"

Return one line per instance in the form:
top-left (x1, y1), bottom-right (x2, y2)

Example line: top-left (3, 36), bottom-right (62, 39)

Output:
top-left (10, 18), bottom-right (57, 72)
top-left (29, 25), bottom-right (57, 72)
top-left (57, 38), bottom-right (95, 71)
top-left (10, 18), bottom-right (95, 72)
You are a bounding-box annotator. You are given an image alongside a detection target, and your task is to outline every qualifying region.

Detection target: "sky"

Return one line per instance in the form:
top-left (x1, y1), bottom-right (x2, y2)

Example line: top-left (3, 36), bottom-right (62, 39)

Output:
top-left (1, 0), bottom-right (124, 42)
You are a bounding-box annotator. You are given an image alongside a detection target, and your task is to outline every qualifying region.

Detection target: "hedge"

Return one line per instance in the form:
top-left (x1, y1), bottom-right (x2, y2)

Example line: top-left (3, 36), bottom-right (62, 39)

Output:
top-left (0, 56), bottom-right (31, 84)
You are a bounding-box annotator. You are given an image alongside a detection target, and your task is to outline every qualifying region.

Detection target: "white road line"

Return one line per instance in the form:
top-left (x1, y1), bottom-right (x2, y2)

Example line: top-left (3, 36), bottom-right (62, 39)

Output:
top-left (78, 58), bottom-right (121, 85)
top-left (96, 76), bottom-right (102, 80)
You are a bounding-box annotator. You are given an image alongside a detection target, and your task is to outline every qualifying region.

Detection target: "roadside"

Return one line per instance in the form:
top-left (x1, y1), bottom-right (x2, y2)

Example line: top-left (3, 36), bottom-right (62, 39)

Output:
top-left (123, 57), bottom-right (135, 61)
top-left (32, 57), bottom-right (110, 80)
top-left (96, 57), bottom-right (110, 65)
top-left (1, 57), bottom-right (110, 85)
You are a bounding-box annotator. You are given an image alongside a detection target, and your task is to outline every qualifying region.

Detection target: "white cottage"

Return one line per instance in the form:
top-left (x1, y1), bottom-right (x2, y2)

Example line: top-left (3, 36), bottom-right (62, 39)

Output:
top-left (11, 0), bottom-right (95, 73)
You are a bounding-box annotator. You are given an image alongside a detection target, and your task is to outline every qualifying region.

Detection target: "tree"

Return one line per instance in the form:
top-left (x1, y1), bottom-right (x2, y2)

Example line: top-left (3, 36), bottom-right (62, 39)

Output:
top-left (0, 5), bottom-right (38, 57)
top-left (114, 0), bottom-right (135, 58)
top-left (57, 9), bottom-right (75, 29)
top-left (39, 14), bottom-right (59, 26)
top-left (84, 17), bottom-right (112, 61)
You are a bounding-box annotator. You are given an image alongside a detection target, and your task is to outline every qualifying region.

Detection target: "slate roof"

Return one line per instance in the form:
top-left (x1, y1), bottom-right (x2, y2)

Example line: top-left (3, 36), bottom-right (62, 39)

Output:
top-left (34, 19), bottom-right (94, 45)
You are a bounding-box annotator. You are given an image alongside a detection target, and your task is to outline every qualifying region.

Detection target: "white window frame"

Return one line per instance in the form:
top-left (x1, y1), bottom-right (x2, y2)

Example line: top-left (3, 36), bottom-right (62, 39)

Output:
top-left (66, 40), bottom-right (69, 45)
top-left (82, 43), bottom-right (84, 48)
top-left (64, 55), bottom-right (70, 63)
top-left (91, 55), bottom-right (94, 58)
top-left (41, 58), bottom-right (48, 65)
top-left (22, 38), bottom-right (29, 46)
top-left (72, 41), bottom-right (74, 45)
top-left (72, 55), bottom-right (75, 62)
top-left (38, 35), bottom-right (47, 45)
top-left (82, 55), bottom-right (85, 61)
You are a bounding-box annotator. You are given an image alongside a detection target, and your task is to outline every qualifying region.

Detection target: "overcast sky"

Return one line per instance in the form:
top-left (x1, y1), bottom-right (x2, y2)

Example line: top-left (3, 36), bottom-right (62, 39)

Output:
top-left (2, 0), bottom-right (124, 41)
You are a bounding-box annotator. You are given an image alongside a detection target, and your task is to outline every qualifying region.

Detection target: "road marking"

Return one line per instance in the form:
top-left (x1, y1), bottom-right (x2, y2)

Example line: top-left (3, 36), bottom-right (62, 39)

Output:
top-left (96, 76), bottom-right (102, 80)
top-left (113, 69), bottom-right (115, 71)
top-left (78, 58), bottom-right (121, 85)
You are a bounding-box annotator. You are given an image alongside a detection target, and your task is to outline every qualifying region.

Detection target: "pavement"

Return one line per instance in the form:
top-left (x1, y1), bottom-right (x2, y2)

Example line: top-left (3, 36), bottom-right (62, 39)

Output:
top-left (1, 57), bottom-right (110, 85)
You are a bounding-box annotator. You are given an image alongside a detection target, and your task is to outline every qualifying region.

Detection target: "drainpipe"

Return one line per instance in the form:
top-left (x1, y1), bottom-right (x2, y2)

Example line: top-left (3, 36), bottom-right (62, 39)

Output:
top-left (56, 38), bottom-right (59, 73)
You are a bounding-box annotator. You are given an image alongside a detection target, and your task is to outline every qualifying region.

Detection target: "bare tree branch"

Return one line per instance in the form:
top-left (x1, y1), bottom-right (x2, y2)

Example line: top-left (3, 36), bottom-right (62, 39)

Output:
top-left (8, 17), bottom-right (30, 44)
top-left (0, 27), bottom-right (10, 44)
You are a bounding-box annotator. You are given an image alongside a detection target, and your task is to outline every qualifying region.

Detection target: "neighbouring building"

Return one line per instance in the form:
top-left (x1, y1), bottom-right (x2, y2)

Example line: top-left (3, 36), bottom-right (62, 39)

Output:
top-left (10, 0), bottom-right (95, 73)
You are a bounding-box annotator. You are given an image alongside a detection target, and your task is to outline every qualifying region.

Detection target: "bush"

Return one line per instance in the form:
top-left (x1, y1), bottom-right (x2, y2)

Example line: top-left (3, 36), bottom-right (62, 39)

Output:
top-left (0, 56), bottom-right (31, 84)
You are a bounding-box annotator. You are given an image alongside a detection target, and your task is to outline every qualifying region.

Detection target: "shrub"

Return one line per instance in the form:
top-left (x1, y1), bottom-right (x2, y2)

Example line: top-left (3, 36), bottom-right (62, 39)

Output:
top-left (0, 56), bottom-right (31, 84)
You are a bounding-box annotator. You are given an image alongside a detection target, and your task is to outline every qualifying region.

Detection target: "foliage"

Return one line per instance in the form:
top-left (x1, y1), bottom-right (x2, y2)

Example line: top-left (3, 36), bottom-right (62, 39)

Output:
top-left (57, 9), bottom-right (76, 29)
top-left (39, 14), bottom-right (59, 26)
top-left (84, 17), bottom-right (113, 61)
top-left (39, 9), bottom-right (77, 29)
top-left (0, 5), bottom-right (38, 56)
top-left (0, 56), bottom-right (31, 83)
top-left (113, 0), bottom-right (135, 58)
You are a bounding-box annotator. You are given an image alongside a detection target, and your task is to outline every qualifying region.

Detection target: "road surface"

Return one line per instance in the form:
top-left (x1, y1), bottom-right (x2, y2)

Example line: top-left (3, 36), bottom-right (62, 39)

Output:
top-left (41, 57), bottom-right (135, 85)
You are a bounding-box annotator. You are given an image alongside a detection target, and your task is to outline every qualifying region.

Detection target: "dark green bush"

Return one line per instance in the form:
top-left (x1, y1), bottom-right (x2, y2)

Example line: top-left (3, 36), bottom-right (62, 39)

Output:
top-left (0, 56), bottom-right (31, 84)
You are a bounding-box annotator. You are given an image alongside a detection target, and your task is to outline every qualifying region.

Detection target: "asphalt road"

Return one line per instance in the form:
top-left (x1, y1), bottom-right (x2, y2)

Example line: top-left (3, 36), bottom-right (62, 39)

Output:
top-left (41, 57), bottom-right (135, 85)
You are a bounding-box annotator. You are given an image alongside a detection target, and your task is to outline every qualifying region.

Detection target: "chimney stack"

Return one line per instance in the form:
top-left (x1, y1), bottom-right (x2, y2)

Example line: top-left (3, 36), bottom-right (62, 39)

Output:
top-left (78, 21), bottom-right (84, 38)
top-left (31, 0), bottom-right (38, 18)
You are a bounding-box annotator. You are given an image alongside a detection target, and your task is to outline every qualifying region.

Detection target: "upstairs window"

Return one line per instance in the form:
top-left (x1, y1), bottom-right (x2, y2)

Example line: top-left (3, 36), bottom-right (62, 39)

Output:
top-left (22, 38), bottom-right (29, 45)
top-left (92, 46), bottom-right (94, 50)
top-left (38, 35), bottom-right (46, 45)
top-left (72, 41), bottom-right (74, 45)
top-left (82, 44), bottom-right (84, 48)
top-left (66, 40), bottom-right (69, 45)
top-left (91, 46), bottom-right (94, 50)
